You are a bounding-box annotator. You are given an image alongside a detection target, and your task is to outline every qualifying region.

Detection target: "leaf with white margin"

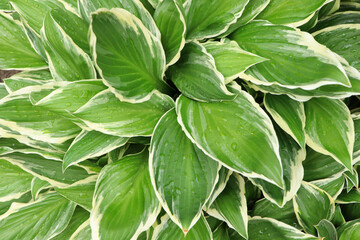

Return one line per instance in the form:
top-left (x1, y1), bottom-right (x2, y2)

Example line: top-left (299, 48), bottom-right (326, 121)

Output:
top-left (0, 91), bottom-right (80, 145)
top-left (52, 207), bottom-right (90, 240)
top-left (230, 20), bottom-right (350, 90)
top-left (352, 115), bottom-right (360, 164)
top-left (90, 8), bottom-right (170, 102)
top-left (0, 159), bottom-right (33, 202)
top-left (207, 174), bottom-right (248, 239)
top-left (151, 214), bottom-right (212, 240)
top-left (74, 89), bottom-right (174, 137)
top-left (3, 69), bottom-right (52, 93)
top-left (183, 0), bottom-right (249, 40)
top-left (91, 150), bottom-right (160, 240)
top-left (315, 219), bottom-right (337, 240)
top-left (337, 189), bottom-right (360, 204)
top-left (176, 83), bottom-right (284, 188)
top-left (339, 222), bottom-right (360, 240)
top-left (247, 217), bottom-right (320, 240)
top-left (0, 192), bottom-right (76, 240)
top-left (168, 41), bottom-right (235, 102)
top-left (304, 98), bottom-right (354, 171)
top-left (203, 40), bottom-right (267, 84)
top-left (313, 24), bottom-right (360, 72)
top-left (150, 109), bottom-right (220, 232)
top-left (63, 130), bottom-right (128, 170)
top-left (311, 12), bottom-right (360, 33)
top-left (31, 177), bottom-right (51, 200)
top-left (71, 219), bottom-right (91, 240)
top-left (153, 0), bottom-right (186, 65)
top-left (1, 152), bottom-right (99, 188)
top-left (0, 84), bottom-right (8, 99)
top-left (293, 182), bottom-right (335, 235)
top-left (0, 192), bottom-right (32, 216)
top-left (79, 0), bottom-right (160, 38)
top-left (265, 94), bottom-right (306, 148)
top-left (41, 13), bottom-right (96, 82)
top-left (249, 127), bottom-right (305, 206)
top-left (55, 180), bottom-right (96, 211)
top-left (311, 173), bottom-right (345, 199)
top-left (0, 12), bottom-right (46, 70)
top-left (204, 167), bottom-right (232, 210)
top-left (256, 0), bottom-right (328, 26)
top-left (213, 223), bottom-right (230, 240)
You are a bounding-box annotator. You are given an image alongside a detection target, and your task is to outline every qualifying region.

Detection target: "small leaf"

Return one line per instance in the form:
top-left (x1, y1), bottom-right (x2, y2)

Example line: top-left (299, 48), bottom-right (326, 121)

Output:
top-left (311, 173), bottom-right (345, 199)
top-left (315, 219), bottom-right (337, 240)
top-left (168, 41), bottom-right (235, 102)
top-left (337, 189), bottom-right (360, 204)
top-left (150, 109), bottom-right (219, 232)
top-left (31, 177), bottom-right (50, 200)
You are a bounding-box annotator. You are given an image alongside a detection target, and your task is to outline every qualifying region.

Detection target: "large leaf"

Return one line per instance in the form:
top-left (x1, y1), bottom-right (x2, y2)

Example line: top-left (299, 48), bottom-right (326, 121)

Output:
top-left (256, 0), bottom-right (328, 26)
top-left (152, 214), bottom-right (212, 240)
top-left (91, 8), bottom-right (169, 102)
top-left (294, 182), bottom-right (335, 235)
top-left (207, 174), bottom-right (248, 239)
top-left (150, 109), bottom-right (219, 232)
top-left (339, 222), bottom-right (360, 240)
top-left (74, 89), bottom-right (174, 137)
top-left (176, 83), bottom-right (284, 187)
top-left (230, 20), bottom-right (349, 90)
top-left (0, 192), bottom-right (76, 240)
top-left (0, 159), bottom-right (33, 202)
top-left (304, 98), bottom-right (354, 171)
top-left (63, 130), bottom-right (128, 170)
top-left (0, 12), bottom-right (46, 70)
top-left (183, 0), bottom-right (249, 40)
top-left (153, 0), bottom-right (186, 65)
top-left (203, 40), bottom-right (266, 84)
top-left (79, 0), bottom-right (160, 38)
top-left (168, 41), bottom-right (235, 102)
top-left (41, 13), bottom-right (96, 82)
top-left (91, 150), bottom-right (160, 240)
top-left (265, 94), bottom-right (306, 148)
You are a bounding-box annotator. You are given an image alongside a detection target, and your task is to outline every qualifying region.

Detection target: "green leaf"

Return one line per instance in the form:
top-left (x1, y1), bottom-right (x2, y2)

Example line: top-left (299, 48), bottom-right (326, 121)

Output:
top-left (313, 24), bottom-right (360, 72)
top-left (1, 152), bottom-right (98, 188)
top-left (339, 222), bottom-right (360, 240)
top-left (31, 177), bottom-right (50, 200)
top-left (203, 40), bottom-right (266, 84)
top-left (152, 214), bottom-right (212, 240)
top-left (311, 12), bottom-right (360, 33)
top-left (304, 98), bottom-right (354, 171)
top-left (168, 41), bottom-right (235, 102)
top-left (0, 84), bottom-right (8, 100)
top-left (352, 116), bottom-right (360, 164)
top-left (256, 0), bottom-right (328, 26)
top-left (153, 0), bottom-right (186, 65)
top-left (90, 8), bottom-right (169, 102)
top-left (150, 109), bottom-right (219, 232)
top-left (315, 219), bottom-right (337, 240)
top-left (0, 192), bottom-right (32, 216)
top-left (207, 174), bottom-right (248, 239)
top-left (63, 130), bottom-right (128, 170)
top-left (0, 159), bottom-right (33, 202)
top-left (247, 217), bottom-right (320, 240)
top-left (41, 13), bottom-right (96, 82)
top-left (332, 205), bottom-right (346, 227)
top-left (71, 219), bottom-right (91, 240)
top-left (79, 0), bottom-right (160, 38)
top-left (230, 20), bottom-right (350, 90)
top-left (51, 207), bottom-right (90, 240)
top-left (213, 223), bottom-right (230, 240)
top-left (176, 83), bottom-right (284, 188)
top-left (264, 94), bottom-right (306, 148)
top-left (294, 182), bottom-right (335, 235)
top-left (311, 173), bottom-right (345, 198)
top-left (91, 150), bottom-right (160, 240)
top-left (4, 70), bottom-right (53, 93)
top-left (337, 189), bottom-right (360, 204)
top-left (74, 89), bottom-right (174, 137)
top-left (184, 0), bottom-right (249, 40)
top-left (0, 12), bottom-right (46, 70)
top-left (0, 192), bottom-right (76, 240)
top-left (55, 180), bottom-right (95, 211)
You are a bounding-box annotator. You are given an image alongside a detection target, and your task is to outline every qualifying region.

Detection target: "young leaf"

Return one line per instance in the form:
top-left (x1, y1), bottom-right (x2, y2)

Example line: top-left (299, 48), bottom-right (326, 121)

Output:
top-left (150, 109), bottom-right (220, 232)
top-left (230, 20), bottom-right (350, 90)
top-left (304, 98), bottom-right (354, 171)
top-left (0, 12), bottom-right (46, 70)
top-left (90, 8), bottom-right (169, 102)
top-left (73, 89), bottom-right (174, 137)
top-left (31, 177), bottom-right (50, 200)
top-left (176, 83), bottom-right (284, 188)
top-left (91, 150), bottom-right (160, 240)
top-left (315, 219), bottom-right (337, 240)
top-left (0, 192), bottom-right (76, 240)
top-left (207, 174), bottom-right (248, 239)
top-left (168, 41), bottom-right (235, 102)
top-left (153, 0), bottom-right (186, 65)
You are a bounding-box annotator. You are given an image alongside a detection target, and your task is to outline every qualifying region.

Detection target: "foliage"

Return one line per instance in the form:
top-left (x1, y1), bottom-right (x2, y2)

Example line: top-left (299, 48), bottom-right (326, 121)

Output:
top-left (0, 0), bottom-right (360, 239)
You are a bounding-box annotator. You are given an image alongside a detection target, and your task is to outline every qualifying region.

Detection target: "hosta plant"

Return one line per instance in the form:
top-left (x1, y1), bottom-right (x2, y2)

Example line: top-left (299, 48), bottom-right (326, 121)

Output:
top-left (1, 0), bottom-right (360, 239)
